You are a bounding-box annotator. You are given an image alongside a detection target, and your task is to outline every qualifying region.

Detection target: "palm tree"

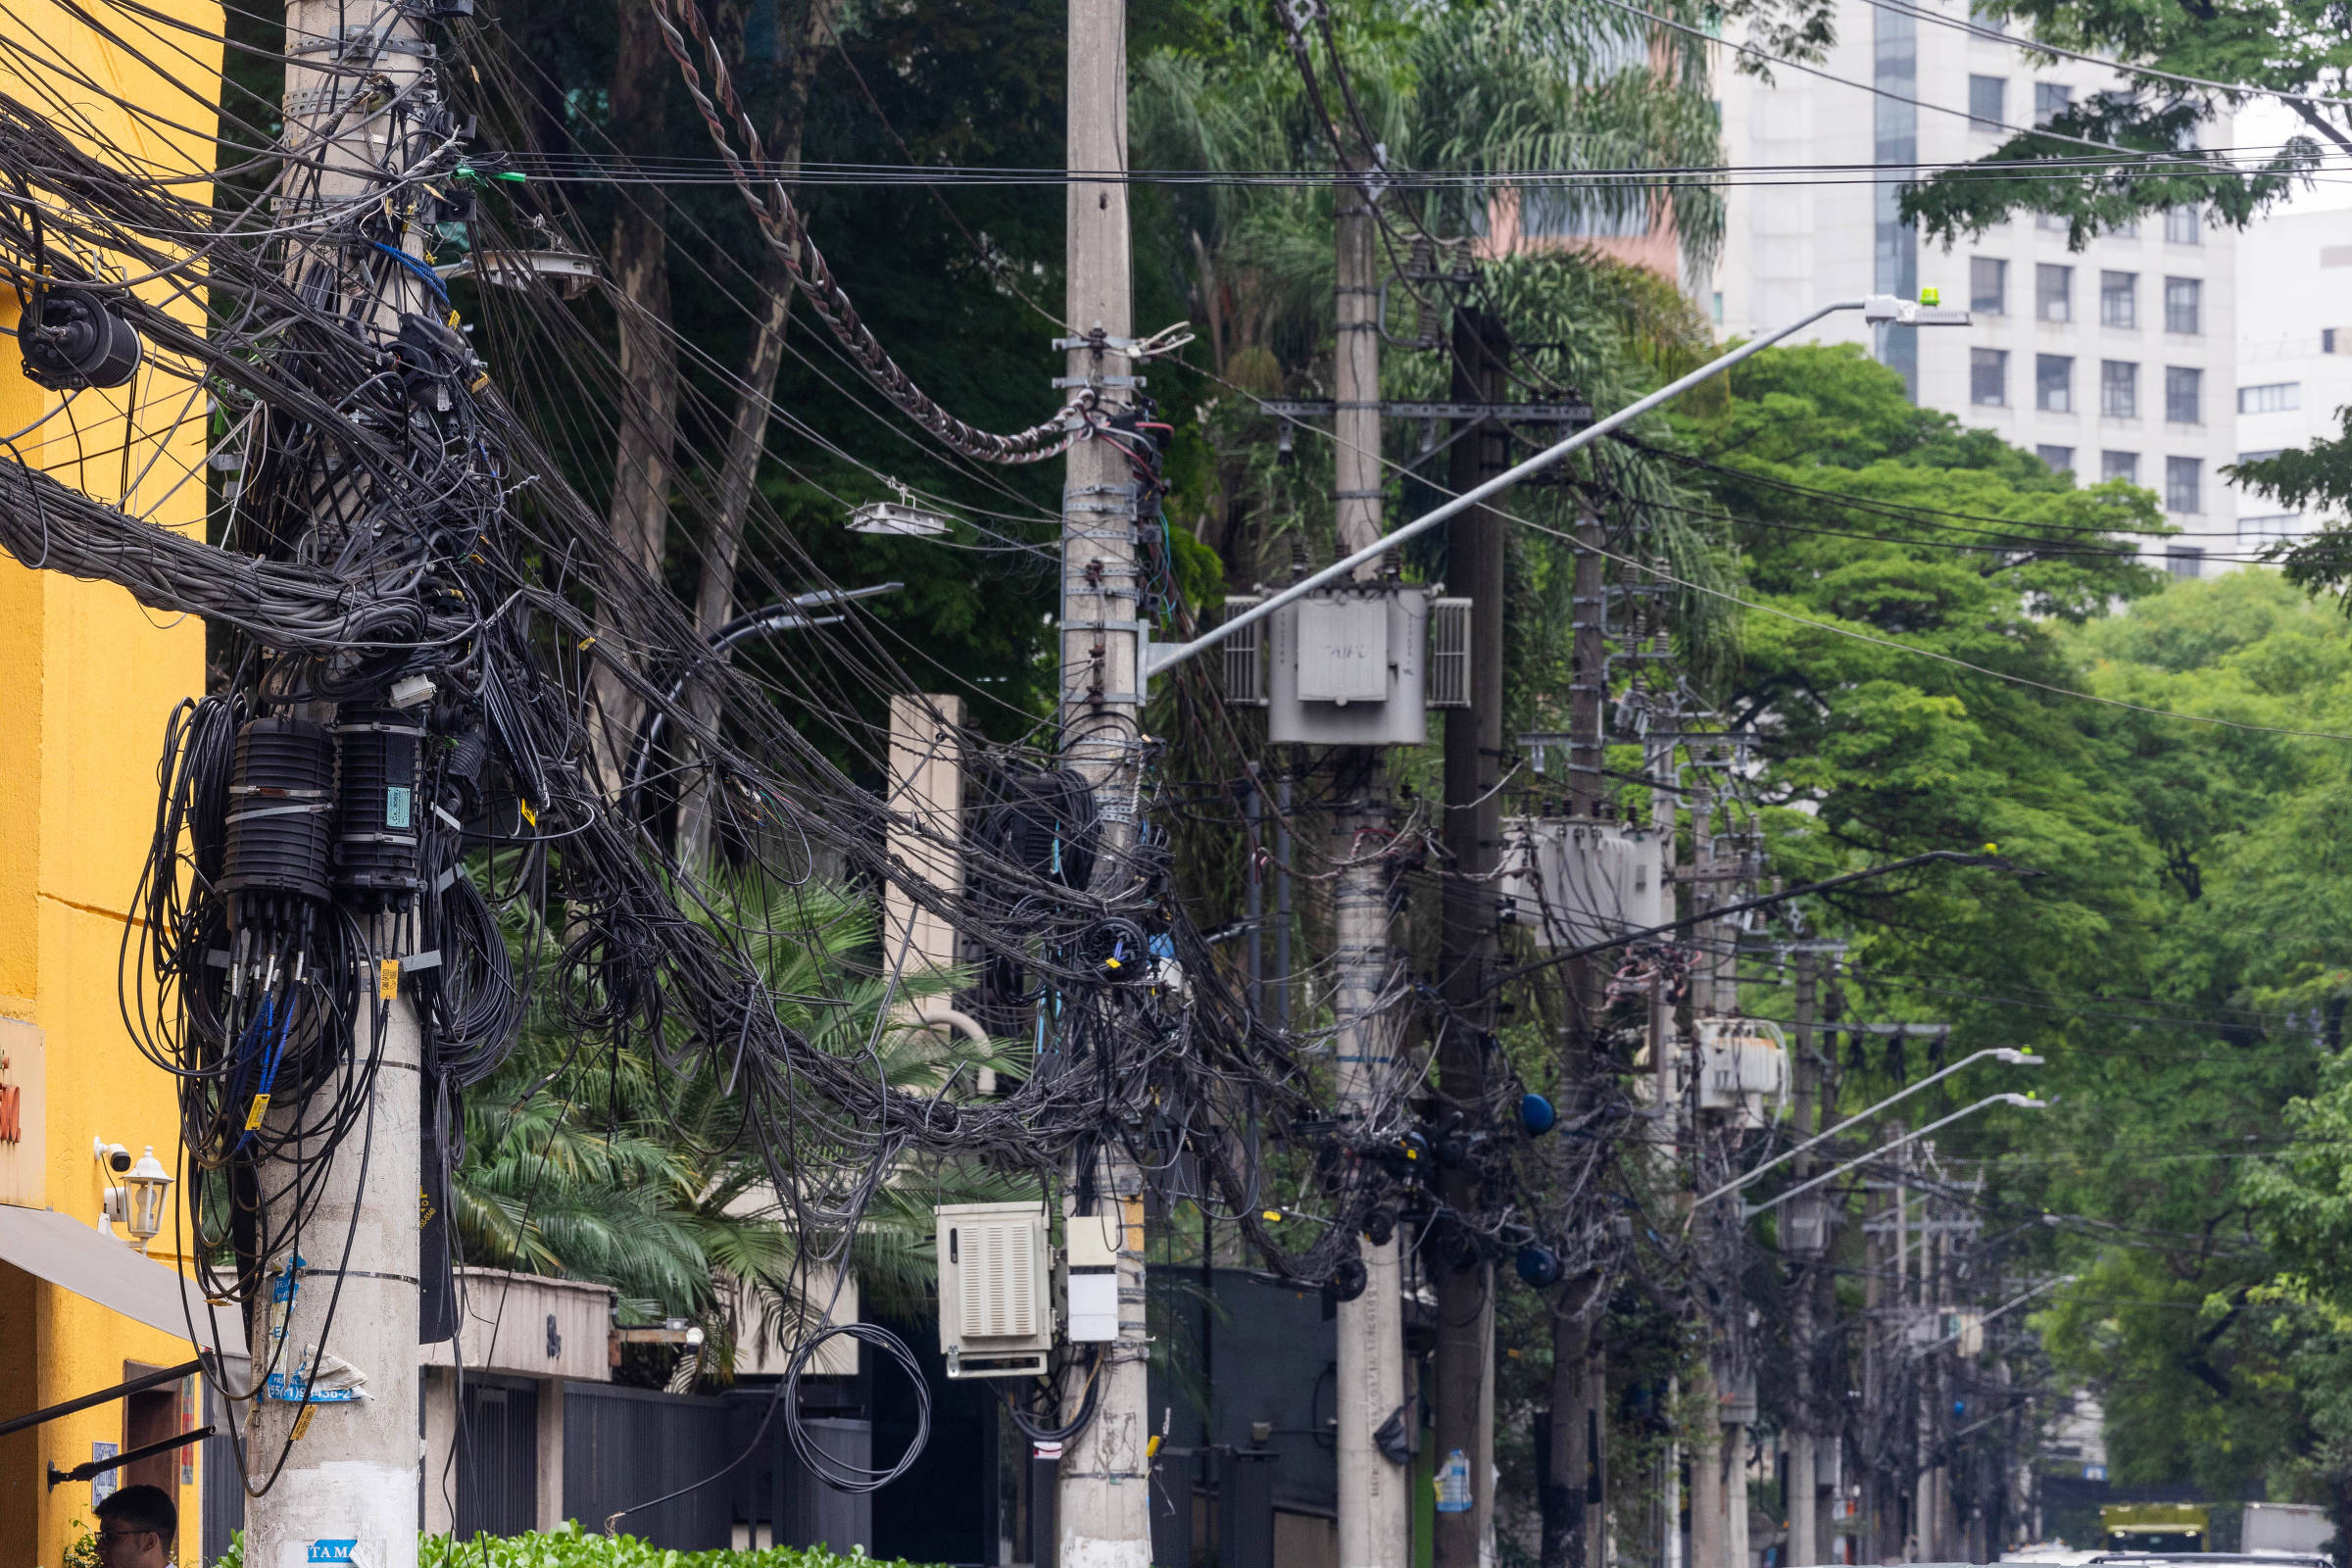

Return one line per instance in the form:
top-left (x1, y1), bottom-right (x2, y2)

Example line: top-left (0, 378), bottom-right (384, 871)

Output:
top-left (449, 877), bottom-right (1030, 1383)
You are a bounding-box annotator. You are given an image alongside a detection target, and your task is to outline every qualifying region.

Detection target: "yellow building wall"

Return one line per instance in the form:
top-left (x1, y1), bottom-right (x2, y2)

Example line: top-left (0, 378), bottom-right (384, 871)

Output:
top-left (0, 2), bottom-right (223, 1564)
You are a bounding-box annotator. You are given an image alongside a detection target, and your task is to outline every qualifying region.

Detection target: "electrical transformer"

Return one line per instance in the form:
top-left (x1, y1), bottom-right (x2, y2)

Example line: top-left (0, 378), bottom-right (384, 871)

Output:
top-left (1220, 583), bottom-right (1471, 745)
top-left (1498, 817), bottom-right (1669, 950)
top-left (1695, 1018), bottom-right (1788, 1128)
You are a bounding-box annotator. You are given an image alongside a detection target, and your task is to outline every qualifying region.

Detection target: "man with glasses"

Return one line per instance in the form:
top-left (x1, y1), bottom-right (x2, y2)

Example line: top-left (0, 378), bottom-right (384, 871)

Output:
top-left (92, 1485), bottom-right (176, 1568)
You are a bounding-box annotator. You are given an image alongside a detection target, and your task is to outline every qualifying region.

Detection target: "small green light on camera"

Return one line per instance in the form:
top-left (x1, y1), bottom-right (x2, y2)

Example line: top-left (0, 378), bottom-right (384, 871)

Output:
top-left (1920, 287), bottom-right (1941, 307)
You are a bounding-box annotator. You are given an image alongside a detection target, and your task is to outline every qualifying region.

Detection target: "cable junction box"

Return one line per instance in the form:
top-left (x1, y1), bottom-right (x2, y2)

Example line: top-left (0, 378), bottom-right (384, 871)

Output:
top-left (935, 1200), bottom-right (1054, 1379)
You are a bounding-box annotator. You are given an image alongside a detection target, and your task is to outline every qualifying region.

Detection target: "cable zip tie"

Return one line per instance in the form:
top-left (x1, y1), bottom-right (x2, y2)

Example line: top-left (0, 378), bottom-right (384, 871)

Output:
top-left (225, 803), bottom-right (333, 823)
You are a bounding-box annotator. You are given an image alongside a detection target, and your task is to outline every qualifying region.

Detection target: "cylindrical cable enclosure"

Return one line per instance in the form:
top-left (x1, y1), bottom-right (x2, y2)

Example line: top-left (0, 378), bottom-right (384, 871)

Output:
top-left (333, 704), bottom-right (426, 909)
top-left (220, 715), bottom-right (335, 929)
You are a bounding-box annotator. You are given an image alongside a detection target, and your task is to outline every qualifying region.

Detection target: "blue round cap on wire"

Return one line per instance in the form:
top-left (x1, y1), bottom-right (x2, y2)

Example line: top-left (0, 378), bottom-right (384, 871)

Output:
top-left (1519, 1094), bottom-right (1556, 1136)
top-left (1515, 1244), bottom-right (1562, 1288)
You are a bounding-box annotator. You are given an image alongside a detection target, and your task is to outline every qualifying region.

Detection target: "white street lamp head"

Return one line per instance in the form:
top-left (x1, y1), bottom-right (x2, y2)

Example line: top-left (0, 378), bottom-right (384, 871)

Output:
top-left (122, 1145), bottom-right (173, 1246)
top-left (848, 500), bottom-right (949, 537)
top-left (1997, 1093), bottom-right (2050, 1109)
top-left (1992, 1049), bottom-right (2045, 1064)
top-left (1862, 292), bottom-right (1973, 326)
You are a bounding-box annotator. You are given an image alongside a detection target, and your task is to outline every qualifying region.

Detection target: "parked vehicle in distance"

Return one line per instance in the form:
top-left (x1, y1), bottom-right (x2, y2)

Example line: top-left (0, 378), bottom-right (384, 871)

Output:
top-left (2245, 1503), bottom-right (2335, 1559)
top-left (2103, 1503), bottom-right (2213, 1554)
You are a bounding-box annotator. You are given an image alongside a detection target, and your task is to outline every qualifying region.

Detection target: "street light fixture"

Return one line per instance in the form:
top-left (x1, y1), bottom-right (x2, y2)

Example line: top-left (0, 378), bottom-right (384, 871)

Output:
top-left (1142, 292), bottom-right (1972, 683)
top-left (94, 1141), bottom-right (173, 1250)
top-left (1696, 1047), bottom-right (2043, 1208)
top-left (1738, 1093), bottom-right (2049, 1222)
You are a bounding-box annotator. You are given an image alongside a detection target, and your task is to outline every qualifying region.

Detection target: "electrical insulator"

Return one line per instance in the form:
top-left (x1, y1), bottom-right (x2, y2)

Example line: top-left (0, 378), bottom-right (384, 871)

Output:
top-left (332, 704), bottom-right (427, 910)
top-left (220, 716), bottom-right (335, 930)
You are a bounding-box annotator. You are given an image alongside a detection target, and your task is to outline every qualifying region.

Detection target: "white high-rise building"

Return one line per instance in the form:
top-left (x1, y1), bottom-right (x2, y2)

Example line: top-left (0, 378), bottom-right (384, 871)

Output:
top-left (2233, 207), bottom-right (2352, 550)
top-left (1711, 0), bottom-right (2237, 577)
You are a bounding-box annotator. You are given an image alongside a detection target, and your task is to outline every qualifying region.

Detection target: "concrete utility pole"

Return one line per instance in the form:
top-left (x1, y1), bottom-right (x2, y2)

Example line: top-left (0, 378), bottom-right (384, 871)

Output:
top-left (1788, 952), bottom-right (1820, 1568)
top-left (244, 0), bottom-right (426, 1560)
top-left (1435, 306), bottom-right (1509, 1568)
top-left (1544, 518), bottom-right (1608, 1568)
top-left (1057, 3), bottom-right (1151, 1565)
top-left (1331, 156), bottom-right (1410, 1568)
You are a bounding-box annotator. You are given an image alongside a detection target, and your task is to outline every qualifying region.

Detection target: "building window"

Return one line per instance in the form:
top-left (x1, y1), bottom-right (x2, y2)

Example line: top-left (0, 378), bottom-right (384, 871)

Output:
top-left (2164, 276), bottom-right (2202, 334)
top-left (2100, 360), bottom-right (2137, 418)
top-left (2241, 514), bottom-right (2300, 546)
top-left (2165, 544), bottom-right (2204, 578)
top-left (2034, 82), bottom-right (2073, 124)
top-left (2036, 444), bottom-right (2075, 473)
top-left (2036, 264), bottom-right (2073, 322)
top-left (2165, 456), bottom-right (2202, 513)
top-left (2166, 366), bottom-right (2203, 424)
top-left (2034, 212), bottom-right (2070, 233)
top-left (1969, 74), bottom-right (2008, 129)
top-left (2238, 382), bottom-right (2301, 415)
top-left (2328, 327), bottom-right (2340, 354)
top-left (1971, 256), bottom-right (2008, 315)
top-left (1970, 348), bottom-right (2009, 406)
top-left (2238, 449), bottom-right (2284, 465)
top-left (2102, 450), bottom-right (2138, 484)
top-left (2113, 217), bottom-right (2140, 239)
top-left (2165, 204), bottom-right (2202, 244)
top-left (2036, 354), bottom-right (2074, 413)
top-left (2099, 270), bottom-right (2136, 328)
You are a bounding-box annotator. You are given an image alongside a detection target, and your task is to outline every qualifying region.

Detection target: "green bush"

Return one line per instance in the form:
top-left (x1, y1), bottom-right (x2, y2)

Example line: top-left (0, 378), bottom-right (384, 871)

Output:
top-left (214, 1526), bottom-right (937, 1568)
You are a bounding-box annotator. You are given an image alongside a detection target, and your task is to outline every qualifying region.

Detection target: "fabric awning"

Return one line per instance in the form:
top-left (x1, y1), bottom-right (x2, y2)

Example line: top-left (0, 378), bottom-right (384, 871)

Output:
top-left (0, 1203), bottom-right (248, 1357)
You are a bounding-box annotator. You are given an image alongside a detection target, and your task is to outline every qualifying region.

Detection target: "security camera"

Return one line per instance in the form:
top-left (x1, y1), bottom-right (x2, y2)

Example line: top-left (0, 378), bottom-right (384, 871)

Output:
top-left (92, 1139), bottom-right (130, 1174)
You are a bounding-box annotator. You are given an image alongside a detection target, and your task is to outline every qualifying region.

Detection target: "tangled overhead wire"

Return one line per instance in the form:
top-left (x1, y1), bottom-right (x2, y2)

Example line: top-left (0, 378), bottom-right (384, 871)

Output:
top-left (4, 0), bottom-right (1427, 1469)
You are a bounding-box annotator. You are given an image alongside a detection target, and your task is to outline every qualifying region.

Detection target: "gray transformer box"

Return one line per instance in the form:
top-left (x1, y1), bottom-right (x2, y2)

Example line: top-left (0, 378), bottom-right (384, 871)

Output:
top-left (1267, 582), bottom-right (1433, 746)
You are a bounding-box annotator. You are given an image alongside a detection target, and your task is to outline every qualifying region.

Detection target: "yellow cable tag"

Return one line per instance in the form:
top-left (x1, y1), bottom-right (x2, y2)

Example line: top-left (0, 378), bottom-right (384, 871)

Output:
top-left (1146, 1435), bottom-right (1162, 1458)
top-left (291, 1403), bottom-right (316, 1441)
top-left (244, 1094), bottom-right (270, 1131)
top-left (518, 799), bottom-right (538, 828)
top-left (377, 958), bottom-right (400, 1001)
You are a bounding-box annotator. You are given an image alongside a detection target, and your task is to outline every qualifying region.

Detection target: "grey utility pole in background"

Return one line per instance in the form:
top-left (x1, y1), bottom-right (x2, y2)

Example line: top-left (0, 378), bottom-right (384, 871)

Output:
top-left (244, 1), bottom-right (425, 1561)
top-left (1434, 306), bottom-right (1508, 1568)
top-left (1331, 156), bottom-right (1410, 1568)
top-left (1787, 950), bottom-right (1822, 1568)
top-left (1058, 3), bottom-right (1152, 1566)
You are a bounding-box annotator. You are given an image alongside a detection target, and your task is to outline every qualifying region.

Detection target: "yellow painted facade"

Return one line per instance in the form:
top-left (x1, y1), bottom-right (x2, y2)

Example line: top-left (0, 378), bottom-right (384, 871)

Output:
top-left (0, 2), bottom-right (223, 1563)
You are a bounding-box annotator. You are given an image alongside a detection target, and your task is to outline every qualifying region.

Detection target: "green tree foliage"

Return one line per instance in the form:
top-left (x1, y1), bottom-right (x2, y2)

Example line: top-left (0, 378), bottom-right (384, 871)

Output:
top-left (1672, 348), bottom-right (2352, 1504)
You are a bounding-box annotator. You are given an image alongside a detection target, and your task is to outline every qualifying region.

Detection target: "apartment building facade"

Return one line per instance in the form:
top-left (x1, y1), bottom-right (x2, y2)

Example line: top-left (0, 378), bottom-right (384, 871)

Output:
top-left (1713, 0), bottom-right (2237, 576)
top-left (2234, 207), bottom-right (2352, 549)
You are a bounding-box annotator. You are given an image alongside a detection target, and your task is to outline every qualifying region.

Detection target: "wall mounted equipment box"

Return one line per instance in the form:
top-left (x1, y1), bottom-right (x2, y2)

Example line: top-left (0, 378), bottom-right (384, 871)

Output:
top-left (1064, 1205), bottom-right (1124, 1344)
top-left (935, 1200), bottom-right (1054, 1378)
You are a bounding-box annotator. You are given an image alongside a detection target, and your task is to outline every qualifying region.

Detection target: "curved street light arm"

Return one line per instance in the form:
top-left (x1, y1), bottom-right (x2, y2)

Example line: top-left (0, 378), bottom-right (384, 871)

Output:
top-left (1735, 1093), bottom-right (2049, 1222)
top-left (1694, 1048), bottom-right (2042, 1207)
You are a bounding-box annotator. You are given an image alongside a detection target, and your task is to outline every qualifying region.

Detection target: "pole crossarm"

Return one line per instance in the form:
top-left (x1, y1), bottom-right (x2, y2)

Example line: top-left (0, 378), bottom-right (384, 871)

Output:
top-left (1904, 1275), bottom-right (2077, 1360)
top-left (1505, 850), bottom-right (2023, 985)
